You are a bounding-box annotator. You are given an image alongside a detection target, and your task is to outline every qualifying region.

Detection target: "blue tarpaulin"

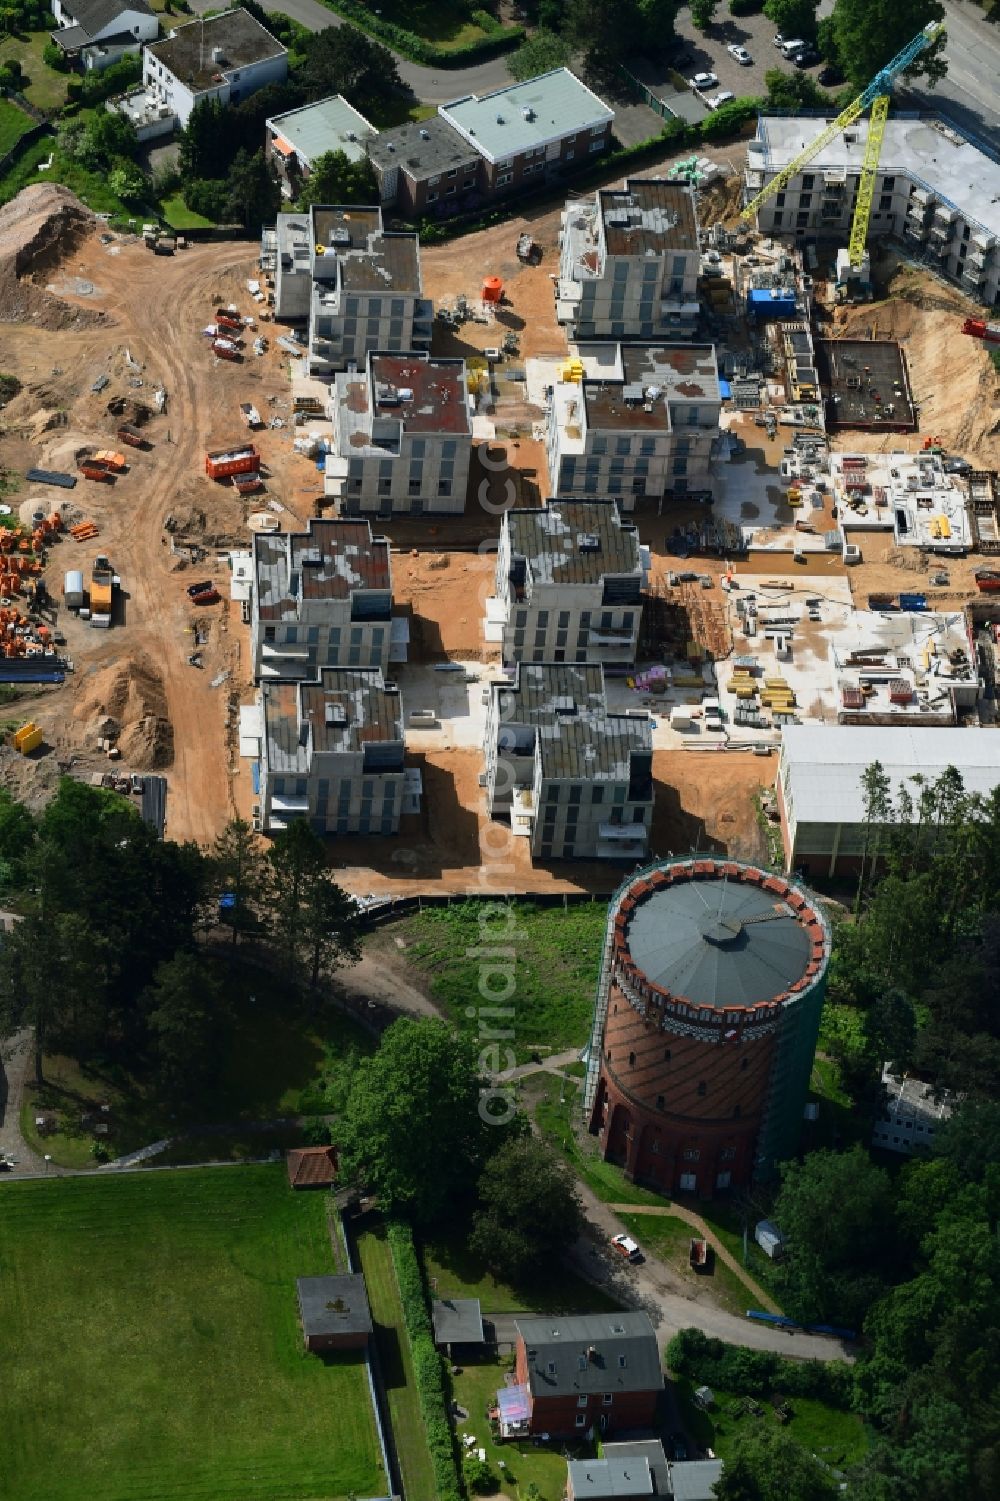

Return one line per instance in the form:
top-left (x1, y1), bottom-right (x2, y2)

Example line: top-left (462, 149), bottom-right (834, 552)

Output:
top-left (252, 761), bottom-right (260, 794)
top-left (719, 378), bottom-right (732, 400)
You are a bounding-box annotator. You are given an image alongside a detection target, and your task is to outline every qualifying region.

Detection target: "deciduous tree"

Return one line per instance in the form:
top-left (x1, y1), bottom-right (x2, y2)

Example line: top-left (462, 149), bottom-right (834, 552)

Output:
top-left (298, 26), bottom-right (402, 113)
top-left (299, 149), bottom-right (378, 209)
top-left (828, 0), bottom-right (946, 93)
top-left (470, 1134), bottom-right (581, 1280)
top-left (714, 1427), bottom-right (838, 1501)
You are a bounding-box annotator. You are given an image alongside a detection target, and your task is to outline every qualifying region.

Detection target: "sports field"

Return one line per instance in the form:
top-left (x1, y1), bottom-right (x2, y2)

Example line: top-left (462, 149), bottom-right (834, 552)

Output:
top-left (0, 1165), bottom-right (385, 1501)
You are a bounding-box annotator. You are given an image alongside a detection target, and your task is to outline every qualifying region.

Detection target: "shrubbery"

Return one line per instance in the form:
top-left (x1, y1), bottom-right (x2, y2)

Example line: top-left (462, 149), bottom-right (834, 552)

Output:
top-left (666, 1328), bottom-right (855, 1408)
top-left (728, 0), bottom-right (764, 12)
top-left (65, 56), bottom-right (142, 108)
top-left (386, 1221), bottom-right (462, 1501)
top-left (321, 0), bottom-right (524, 66)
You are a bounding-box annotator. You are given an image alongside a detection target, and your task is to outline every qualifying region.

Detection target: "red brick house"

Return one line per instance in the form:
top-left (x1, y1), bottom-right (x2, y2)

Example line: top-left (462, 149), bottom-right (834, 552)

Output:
top-left (503, 1312), bottom-right (662, 1439)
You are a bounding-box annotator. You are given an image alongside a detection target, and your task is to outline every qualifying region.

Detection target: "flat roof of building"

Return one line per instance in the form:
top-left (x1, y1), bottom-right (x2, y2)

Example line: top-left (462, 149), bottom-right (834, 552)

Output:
top-left (268, 95), bottom-right (376, 167)
top-left (309, 205), bottom-right (422, 293)
top-left (578, 344), bottom-right (720, 432)
top-left (147, 9), bottom-right (285, 91)
top-left (508, 501), bottom-right (641, 586)
top-left (496, 663), bottom-right (651, 781)
top-left (368, 114), bottom-right (478, 179)
top-left (670, 1460), bottom-right (725, 1501)
top-left (431, 1298), bottom-right (485, 1345)
top-left (750, 113), bottom-right (1000, 240)
top-left (312, 204), bottom-right (383, 250)
top-left (296, 1274), bottom-right (372, 1339)
top-left (780, 724), bottom-right (1000, 824)
top-left (600, 178), bottom-right (699, 256)
top-left (566, 1456), bottom-right (653, 1497)
top-left (336, 353), bottom-right (470, 448)
top-left (439, 67), bottom-right (613, 165)
top-left (254, 519), bottom-right (391, 623)
top-left (263, 669), bottom-right (401, 773)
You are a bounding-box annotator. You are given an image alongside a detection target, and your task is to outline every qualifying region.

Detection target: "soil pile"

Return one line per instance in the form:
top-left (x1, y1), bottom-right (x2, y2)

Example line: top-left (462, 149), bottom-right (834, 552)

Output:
top-left (0, 184), bottom-right (104, 330)
top-left (74, 655), bottom-right (174, 768)
top-left (834, 267), bottom-right (1000, 467)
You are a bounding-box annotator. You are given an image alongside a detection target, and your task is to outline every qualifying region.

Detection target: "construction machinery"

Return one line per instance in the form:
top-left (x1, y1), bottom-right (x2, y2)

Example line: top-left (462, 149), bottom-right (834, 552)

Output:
top-left (962, 318), bottom-right (1000, 345)
top-left (741, 23), bottom-right (945, 272)
top-left (90, 554), bottom-right (116, 628)
top-left (240, 402), bottom-right (262, 429)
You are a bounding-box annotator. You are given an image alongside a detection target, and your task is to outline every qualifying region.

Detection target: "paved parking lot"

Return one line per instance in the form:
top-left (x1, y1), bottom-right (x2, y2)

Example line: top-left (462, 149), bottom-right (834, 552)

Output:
top-left (632, 5), bottom-right (828, 115)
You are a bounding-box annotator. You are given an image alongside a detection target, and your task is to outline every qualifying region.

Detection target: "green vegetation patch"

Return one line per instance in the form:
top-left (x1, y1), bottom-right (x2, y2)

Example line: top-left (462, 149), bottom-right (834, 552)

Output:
top-left (0, 33), bottom-right (70, 112)
top-left (675, 1375), bottom-right (868, 1470)
top-left (449, 1357), bottom-right (593, 1497)
top-left (0, 98), bottom-right (35, 156)
top-left (395, 899), bottom-right (607, 1057)
top-left (422, 1220), bottom-right (621, 1315)
top-left (0, 1165), bottom-right (384, 1501)
top-left (158, 190), bottom-right (215, 229)
top-left (531, 1072), bottom-right (667, 1207)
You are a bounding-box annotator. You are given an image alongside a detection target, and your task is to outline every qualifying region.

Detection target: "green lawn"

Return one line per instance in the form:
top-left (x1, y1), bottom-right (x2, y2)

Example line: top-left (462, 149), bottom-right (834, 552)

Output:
top-left (20, 962), bottom-right (374, 1168)
top-left (0, 32), bottom-right (71, 112)
top-left (422, 1222), bottom-right (622, 1315)
top-left (392, 899), bottom-right (607, 1059)
top-left (0, 1166), bottom-right (385, 1501)
top-left (449, 1356), bottom-right (594, 1501)
top-left (531, 1072), bottom-right (668, 1207)
top-left (355, 1218), bottom-right (438, 1501)
top-left (0, 97), bottom-right (35, 155)
top-left (338, 0), bottom-right (501, 49)
top-left (675, 1375), bottom-right (868, 1470)
top-left (617, 1212), bottom-right (752, 1317)
top-left (159, 191), bottom-right (214, 229)
top-left (0, 133), bottom-right (53, 206)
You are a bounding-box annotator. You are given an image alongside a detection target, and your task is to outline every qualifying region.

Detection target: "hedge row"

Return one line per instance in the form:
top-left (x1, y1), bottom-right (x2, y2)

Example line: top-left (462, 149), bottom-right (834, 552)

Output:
top-left (666, 1328), bottom-right (855, 1408)
top-left (386, 1220), bottom-right (463, 1501)
top-left (321, 0), bottom-right (525, 66)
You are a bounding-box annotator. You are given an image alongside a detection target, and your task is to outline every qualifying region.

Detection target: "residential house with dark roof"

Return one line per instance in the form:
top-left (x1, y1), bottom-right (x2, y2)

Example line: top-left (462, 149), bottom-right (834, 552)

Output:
top-left (368, 116), bottom-right (481, 218)
top-left (557, 180), bottom-right (702, 342)
top-left (256, 667), bottom-right (409, 834)
top-left (488, 500), bottom-right (645, 669)
top-left (485, 663), bottom-right (653, 862)
top-left (546, 343), bottom-right (721, 506)
top-left (505, 1312), bottom-right (662, 1438)
top-left (249, 517), bottom-right (402, 682)
top-left (141, 9), bottom-right (287, 128)
top-left (51, 0), bottom-right (158, 72)
top-left (296, 1274), bottom-right (372, 1352)
top-left (326, 350), bottom-right (472, 517)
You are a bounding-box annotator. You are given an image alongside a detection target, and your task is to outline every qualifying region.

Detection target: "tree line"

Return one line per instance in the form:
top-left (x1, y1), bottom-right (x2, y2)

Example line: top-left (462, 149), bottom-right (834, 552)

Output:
top-left (0, 781), bottom-right (359, 1109)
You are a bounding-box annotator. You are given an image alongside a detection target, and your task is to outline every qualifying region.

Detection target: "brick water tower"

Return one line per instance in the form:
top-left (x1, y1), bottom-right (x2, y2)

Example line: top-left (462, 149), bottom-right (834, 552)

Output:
top-left (584, 858), bottom-right (831, 1198)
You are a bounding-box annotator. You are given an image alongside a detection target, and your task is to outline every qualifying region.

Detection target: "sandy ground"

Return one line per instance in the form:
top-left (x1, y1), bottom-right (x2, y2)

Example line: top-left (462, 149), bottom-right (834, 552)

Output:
top-left (0, 224), bottom-right (324, 840)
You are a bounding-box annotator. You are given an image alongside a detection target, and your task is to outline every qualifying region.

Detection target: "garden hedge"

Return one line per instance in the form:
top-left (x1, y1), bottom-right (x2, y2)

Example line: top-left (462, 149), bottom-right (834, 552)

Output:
top-left (322, 0), bottom-right (524, 66)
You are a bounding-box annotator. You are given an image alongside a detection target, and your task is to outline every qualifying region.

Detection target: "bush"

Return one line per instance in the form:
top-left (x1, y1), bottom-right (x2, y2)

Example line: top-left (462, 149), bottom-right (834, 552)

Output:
top-left (76, 55), bottom-right (142, 108)
top-left (464, 1453), bottom-right (499, 1493)
top-left (320, 0), bottom-right (524, 66)
top-left (699, 94), bottom-right (761, 140)
top-left (665, 1328), bottom-right (854, 1408)
top-left (471, 7), bottom-right (503, 33)
top-left (728, 0), bottom-right (763, 10)
top-left (386, 1221), bottom-right (462, 1501)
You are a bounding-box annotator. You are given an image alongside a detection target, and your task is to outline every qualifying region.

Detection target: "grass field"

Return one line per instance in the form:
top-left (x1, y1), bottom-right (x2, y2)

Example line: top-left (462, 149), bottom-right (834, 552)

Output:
top-left (0, 97), bottom-right (35, 156)
top-left (395, 900), bottom-right (607, 1058)
top-left (159, 191), bottom-right (215, 229)
top-left (0, 32), bottom-right (70, 112)
top-left (0, 1166), bottom-right (385, 1501)
top-left (355, 1218), bottom-right (437, 1500)
top-left (675, 1375), bottom-right (868, 1469)
top-left (421, 1222), bottom-right (621, 1314)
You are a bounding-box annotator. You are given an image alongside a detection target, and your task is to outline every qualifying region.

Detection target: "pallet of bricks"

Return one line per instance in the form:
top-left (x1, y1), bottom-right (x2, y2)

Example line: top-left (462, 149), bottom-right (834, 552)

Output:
top-left (760, 675), bottom-right (795, 717)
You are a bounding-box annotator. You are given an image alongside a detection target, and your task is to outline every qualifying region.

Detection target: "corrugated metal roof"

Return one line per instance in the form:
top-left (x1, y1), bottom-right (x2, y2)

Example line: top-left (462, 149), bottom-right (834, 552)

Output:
top-left (507, 500), bottom-right (641, 587)
top-left (781, 724), bottom-right (1000, 825)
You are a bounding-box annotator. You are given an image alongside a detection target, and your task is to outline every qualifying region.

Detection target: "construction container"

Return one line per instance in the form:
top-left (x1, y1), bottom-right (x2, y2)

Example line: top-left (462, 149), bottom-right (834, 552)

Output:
top-left (205, 445), bottom-right (259, 480)
top-left (64, 570), bottom-right (85, 609)
top-left (117, 424), bottom-right (145, 448)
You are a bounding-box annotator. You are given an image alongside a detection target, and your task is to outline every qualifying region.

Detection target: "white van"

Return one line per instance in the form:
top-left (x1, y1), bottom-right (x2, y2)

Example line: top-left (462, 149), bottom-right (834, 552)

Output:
top-left (781, 37), bottom-right (807, 56)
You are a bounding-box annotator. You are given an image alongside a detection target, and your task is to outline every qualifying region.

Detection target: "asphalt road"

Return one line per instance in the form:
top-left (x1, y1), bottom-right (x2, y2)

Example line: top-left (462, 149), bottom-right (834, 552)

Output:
top-left (903, 0), bottom-right (1000, 144)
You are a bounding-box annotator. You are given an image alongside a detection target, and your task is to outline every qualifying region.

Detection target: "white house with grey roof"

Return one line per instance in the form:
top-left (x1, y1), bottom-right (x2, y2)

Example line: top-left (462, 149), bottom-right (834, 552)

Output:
top-left (250, 517), bottom-right (403, 683)
top-left (547, 343), bottom-right (721, 506)
top-left (266, 95), bottom-right (377, 198)
top-left (51, 0), bottom-right (157, 71)
top-left (325, 350), bottom-right (471, 517)
top-left (557, 179), bottom-right (702, 341)
top-left (139, 8), bottom-right (287, 129)
top-left (745, 113), bottom-right (1000, 307)
top-left (438, 67), bottom-right (613, 200)
top-left (487, 500), bottom-right (645, 669)
top-left (254, 667), bottom-right (407, 835)
top-left (486, 663), bottom-right (653, 862)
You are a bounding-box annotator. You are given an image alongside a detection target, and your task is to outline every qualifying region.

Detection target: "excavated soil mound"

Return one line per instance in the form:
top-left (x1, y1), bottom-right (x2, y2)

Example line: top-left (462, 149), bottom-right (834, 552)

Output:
top-left (74, 656), bottom-right (174, 769)
top-left (0, 184), bottom-right (104, 329)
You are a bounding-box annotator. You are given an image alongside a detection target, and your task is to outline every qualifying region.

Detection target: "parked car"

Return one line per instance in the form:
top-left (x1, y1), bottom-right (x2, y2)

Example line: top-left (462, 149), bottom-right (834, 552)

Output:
top-left (186, 579), bottom-right (214, 597)
top-left (794, 46), bottom-right (820, 67)
top-left (727, 43), bottom-right (753, 64)
top-left (668, 1432), bottom-right (689, 1461)
top-left (708, 91), bottom-right (736, 108)
top-left (611, 1233), bottom-right (644, 1264)
top-left (690, 71), bottom-right (718, 90)
top-left (818, 64), bottom-right (844, 85)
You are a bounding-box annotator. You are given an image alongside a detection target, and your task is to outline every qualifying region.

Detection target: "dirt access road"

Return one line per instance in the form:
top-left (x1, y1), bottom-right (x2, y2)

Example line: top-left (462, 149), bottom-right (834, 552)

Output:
top-left (1, 228), bottom-right (319, 842)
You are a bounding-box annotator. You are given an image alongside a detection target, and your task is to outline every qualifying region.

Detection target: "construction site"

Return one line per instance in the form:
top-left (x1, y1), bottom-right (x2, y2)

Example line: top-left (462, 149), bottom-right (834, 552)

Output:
top-left (0, 98), bottom-right (998, 890)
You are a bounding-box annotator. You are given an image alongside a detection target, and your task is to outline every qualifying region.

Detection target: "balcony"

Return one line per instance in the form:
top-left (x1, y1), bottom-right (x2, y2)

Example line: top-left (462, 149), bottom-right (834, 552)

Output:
top-left (511, 785), bottom-right (536, 837)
